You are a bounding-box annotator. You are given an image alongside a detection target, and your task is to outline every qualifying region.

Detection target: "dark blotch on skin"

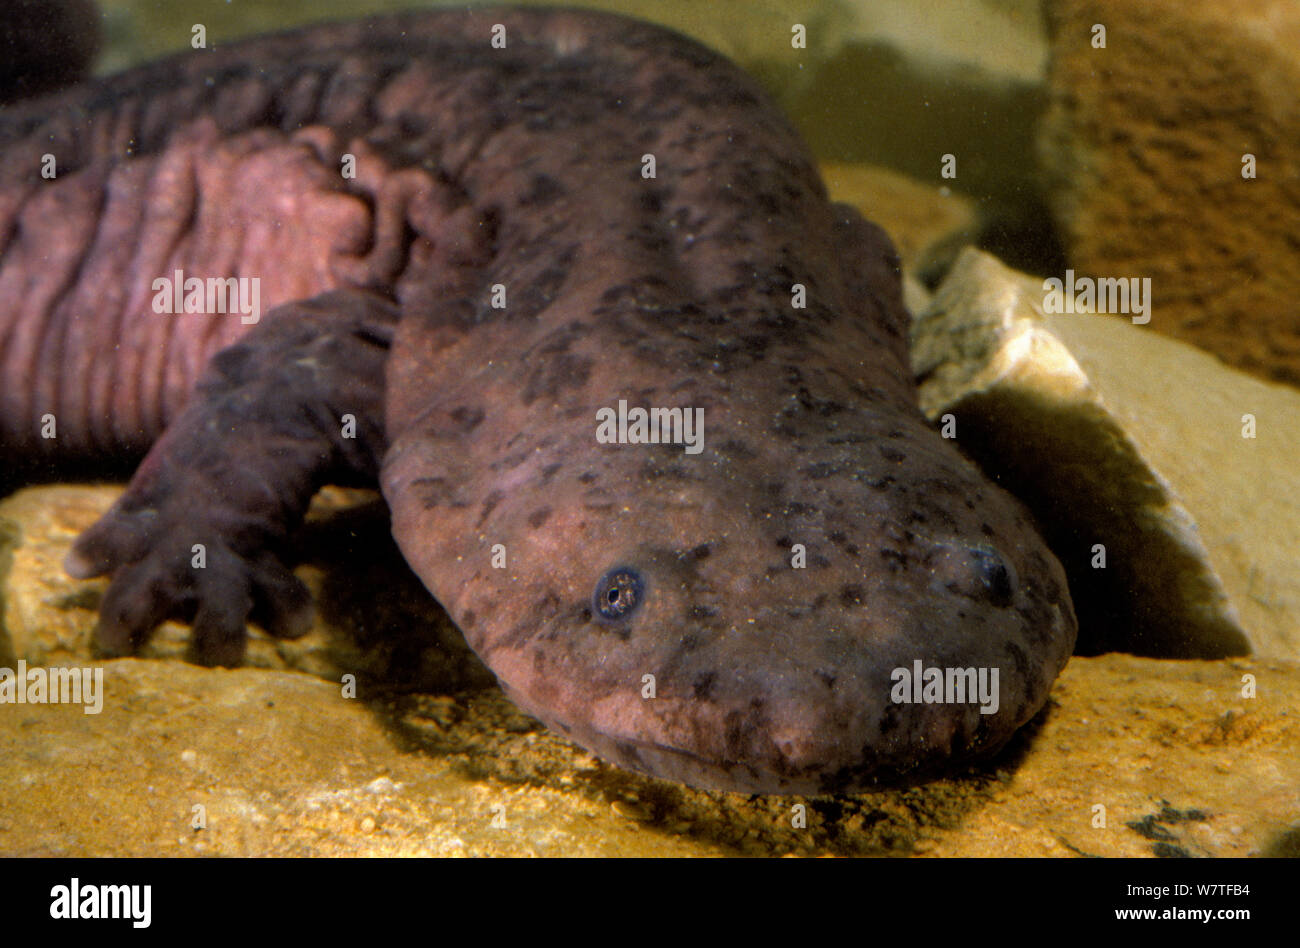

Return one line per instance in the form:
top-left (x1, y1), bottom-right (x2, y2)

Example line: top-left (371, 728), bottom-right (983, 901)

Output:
top-left (803, 462), bottom-right (844, 480)
top-left (520, 352), bottom-right (593, 405)
top-left (476, 489), bottom-right (505, 528)
top-left (412, 477), bottom-right (462, 509)
top-left (449, 405), bottom-right (485, 432)
top-left (718, 439), bottom-right (756, 460)
top-left (510, 243), bottom-right (580, 326)
top-left (692, 671), bottom-right (717, 699)
top-left (527, 506), bottom-right (551, 529)
top-left (520, 172), bottom-right (565, 207)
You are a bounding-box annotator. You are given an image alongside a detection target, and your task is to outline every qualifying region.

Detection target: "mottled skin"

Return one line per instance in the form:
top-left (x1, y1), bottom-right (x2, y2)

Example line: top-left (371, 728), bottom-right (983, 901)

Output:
top-left (0, 8), bottom-right (1076, 793)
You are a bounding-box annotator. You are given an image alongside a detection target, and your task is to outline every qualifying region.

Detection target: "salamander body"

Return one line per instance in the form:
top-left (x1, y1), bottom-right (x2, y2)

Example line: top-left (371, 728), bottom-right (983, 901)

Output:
top-left (0, 7), bottom-right (1075, 793)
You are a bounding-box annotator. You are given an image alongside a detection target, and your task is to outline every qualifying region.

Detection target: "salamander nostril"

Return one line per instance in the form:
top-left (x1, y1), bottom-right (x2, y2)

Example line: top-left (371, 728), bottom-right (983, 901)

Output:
top-left (929, 542), bottom-right (1018, 608)
top-left (594, 566), bottom-right (644, 621)
top-left (967, 546), bottom-right (1016, 608)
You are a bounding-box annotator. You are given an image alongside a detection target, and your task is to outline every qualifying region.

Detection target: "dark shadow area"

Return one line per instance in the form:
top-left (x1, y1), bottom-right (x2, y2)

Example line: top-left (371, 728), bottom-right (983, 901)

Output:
top-left (931, 390), bottom-right (1250, 659)
top-left (291, 494), bottom-right (497, 694)
top-left (1262, 824), bottom-right (1300, 858)
top-left (0, 0), bottom-right (101, 103)
top-left (974, 193), bottom-right (1069, 278)
top-left (0, 453), bottom-right (144, 499)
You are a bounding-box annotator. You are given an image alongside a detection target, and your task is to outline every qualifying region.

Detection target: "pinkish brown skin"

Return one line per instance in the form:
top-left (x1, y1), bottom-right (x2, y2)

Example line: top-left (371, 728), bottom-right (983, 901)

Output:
top-left (0, 8), bottom-right (1075, 793)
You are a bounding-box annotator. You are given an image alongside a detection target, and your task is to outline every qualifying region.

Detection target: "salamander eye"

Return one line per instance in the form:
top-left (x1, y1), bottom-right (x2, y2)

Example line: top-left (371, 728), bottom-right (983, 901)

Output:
top-left (594, 566), bottom-right (644, 621)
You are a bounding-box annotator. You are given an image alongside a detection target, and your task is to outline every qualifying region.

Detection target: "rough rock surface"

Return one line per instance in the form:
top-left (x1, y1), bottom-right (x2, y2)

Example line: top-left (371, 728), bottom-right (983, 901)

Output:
top-left (923, 654), bottom-right (1300, 858)
top-left (913, 249), bottom-right (1300, 661)
top-left (1, 653), bottom-right (1294, 856)
top-left (1039, 0), bottom-right (1300, 387)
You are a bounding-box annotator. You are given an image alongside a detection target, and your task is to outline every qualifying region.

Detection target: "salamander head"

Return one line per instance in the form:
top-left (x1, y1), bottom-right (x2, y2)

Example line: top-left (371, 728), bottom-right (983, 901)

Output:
top-left (383, 391), bottom-right (1076, 794)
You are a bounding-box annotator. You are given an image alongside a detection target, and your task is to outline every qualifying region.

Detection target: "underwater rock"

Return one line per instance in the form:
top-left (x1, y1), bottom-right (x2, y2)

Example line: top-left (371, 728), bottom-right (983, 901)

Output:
top-left (912, 248), bottom-right (1300, 660)
top-left (1038, 0), bottom-right (1300, 387)
top-left (839, 0), bottom-right (1047, 84)
top-left (1, 653), bottom-right (1293, 856)
top-left (924, 654), bottom-right (1300, 858)
top-left (0, 660), bottom-right (710, 857)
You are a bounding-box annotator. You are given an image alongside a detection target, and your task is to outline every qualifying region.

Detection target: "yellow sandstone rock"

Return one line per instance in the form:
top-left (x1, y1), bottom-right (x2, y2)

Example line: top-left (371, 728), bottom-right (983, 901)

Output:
top-left (1, 653), bottom-right (1294, 856)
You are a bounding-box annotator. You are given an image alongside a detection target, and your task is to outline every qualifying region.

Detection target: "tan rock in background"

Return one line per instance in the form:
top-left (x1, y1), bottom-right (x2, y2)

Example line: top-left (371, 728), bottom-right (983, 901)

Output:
top-left (913, 249), bottom-right (1299, 660)
top-left (1038, 0), bottom-right (1300, 387)
top-left (842, 0), bottom-right (1047, 84)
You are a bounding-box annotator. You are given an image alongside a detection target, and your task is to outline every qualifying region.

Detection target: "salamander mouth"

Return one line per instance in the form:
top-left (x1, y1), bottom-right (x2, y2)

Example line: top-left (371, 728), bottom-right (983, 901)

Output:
top-left (518, 694), bottom-right (852, 794)
top-left (495, 680), bottom-right (774, 790)
top-left (571, 725), bottom-right (777, 792)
